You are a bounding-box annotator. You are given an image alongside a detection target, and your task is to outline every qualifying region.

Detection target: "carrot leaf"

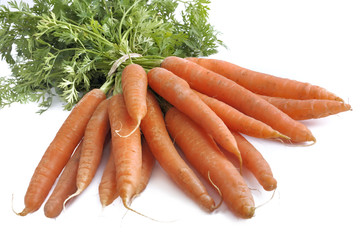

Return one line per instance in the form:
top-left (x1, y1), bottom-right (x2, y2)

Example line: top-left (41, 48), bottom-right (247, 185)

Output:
top-left (0, 0), bottom-right (224, 111)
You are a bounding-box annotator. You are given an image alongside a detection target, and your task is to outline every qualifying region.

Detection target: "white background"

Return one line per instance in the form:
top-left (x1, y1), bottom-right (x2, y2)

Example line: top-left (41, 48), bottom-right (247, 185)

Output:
top-left (1, 0), bottom-right (361, 239)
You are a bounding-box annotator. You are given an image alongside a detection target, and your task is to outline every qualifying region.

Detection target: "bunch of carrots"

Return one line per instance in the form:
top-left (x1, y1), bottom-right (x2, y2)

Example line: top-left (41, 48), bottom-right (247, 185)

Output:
top-left (15, 56), bottom-right (351, 219)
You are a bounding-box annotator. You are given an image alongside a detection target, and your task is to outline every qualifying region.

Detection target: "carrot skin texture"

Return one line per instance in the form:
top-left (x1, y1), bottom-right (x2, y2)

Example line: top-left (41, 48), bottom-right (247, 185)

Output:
top-left (161, 56), bottom-right (315, 143)
top-left (108, 94), bottom-right (142, 207)
top-left (98, 149), bottom-right (118, 207)
top-left (148, 67), bottom-right (241, 158)
top-left (194, 90), bottom-right (286, 139)
top-left (19, 89), bottom-right (106, 216)
top-left (165, 107), bottom-right (255, 218)
top-left (98, 138), bottom-right (155, 207)
top-left (138, 137), bottom-right (155, 195)
top-left (43, 142), bottom-right (83, 218)
top-left (187, 57), bottom-right (343, 101)
top-left (231, 132), bottom-right (277, 191)
top-left (258, 95), bottom-right (352, 120)
top-left (76, 99), bottom-right (110, 192)
top-left (121, 64), bottom-right (148, 123)
top-left (140, 90), bottom-right (215, 211)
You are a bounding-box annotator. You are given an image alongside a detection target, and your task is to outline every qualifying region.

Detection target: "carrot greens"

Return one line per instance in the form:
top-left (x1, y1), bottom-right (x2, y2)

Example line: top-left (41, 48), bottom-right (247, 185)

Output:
top-left (0, 0), bottom-right (224, 112)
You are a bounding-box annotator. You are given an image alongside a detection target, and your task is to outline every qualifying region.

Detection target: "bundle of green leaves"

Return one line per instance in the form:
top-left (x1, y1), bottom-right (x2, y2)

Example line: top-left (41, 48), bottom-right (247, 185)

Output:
top-left (0, 0), bottom-right (224, 112)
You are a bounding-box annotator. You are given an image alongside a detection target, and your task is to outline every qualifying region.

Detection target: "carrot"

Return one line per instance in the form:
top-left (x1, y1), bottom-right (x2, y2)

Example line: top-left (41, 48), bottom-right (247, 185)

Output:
top-left (186, 57), bottom-right (343, 101)
top-left (98, 147), bottom-right (118, 207)
top-left (108, 93), bottom-right (142, 209)
top-left (194, 90), bottom-right (288, 140)
top-left (140, 90), bottom-right (216, 211)
top-left (43, 141), bottom-right (83, 218)
top-left (165, 107), bottom-right (255, 218)
top-left (258, 95), bottom-right (352, 120)
top-left (98, 137), bottom-right (155, 207)
top-left (65, 99), bottom-right (110, 202)
top-left (120, 64), bottom-right (148, 137)
top-left (78, 100), bottom-right (110, 180)
top-left (147, 67), bottom-right (241, 159)
top-left (161, 56), bottom-right (315, 143)
top-left (230, 132), bottom-right (277, 191)
top-left (17, 88), bottom-right (106, 216)
top-left (138, 137), bottom-right (155, 195)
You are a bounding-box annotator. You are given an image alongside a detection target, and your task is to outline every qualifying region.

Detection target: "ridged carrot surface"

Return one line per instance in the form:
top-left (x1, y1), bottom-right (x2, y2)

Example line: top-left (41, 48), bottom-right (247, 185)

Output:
top-left (161, 56), bottom-right (315, 143)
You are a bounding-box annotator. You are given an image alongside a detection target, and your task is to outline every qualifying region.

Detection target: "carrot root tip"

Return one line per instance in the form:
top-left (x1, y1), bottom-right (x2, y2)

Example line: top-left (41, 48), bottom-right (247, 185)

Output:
top-left (255, 188), bottom-right (277, 210)
top-left (115, 119), bottom-right (140, 138)
top-left (122, 199), bottom-right (161, 222)
top-left (63, 189), bottom-right (82, 211)
top-left (11, 194), bottom-right (30, 216)
top-left (207, 171), bottom-right (223, 211)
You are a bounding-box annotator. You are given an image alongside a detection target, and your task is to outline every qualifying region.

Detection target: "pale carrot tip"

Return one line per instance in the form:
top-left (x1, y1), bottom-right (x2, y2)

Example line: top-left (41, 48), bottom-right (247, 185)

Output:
top-left (243, 206), bottom-right (256, 219)
top-left (115, 119), bottom-right (140, 138)
top-left (206, 171), bottom-right (223, 212)
top-left (15, 208), bottom-right (30, 217)
top-left (11, 194), bottom-right (30, 216)
top-left (63, 189), bottom-right (82, 210)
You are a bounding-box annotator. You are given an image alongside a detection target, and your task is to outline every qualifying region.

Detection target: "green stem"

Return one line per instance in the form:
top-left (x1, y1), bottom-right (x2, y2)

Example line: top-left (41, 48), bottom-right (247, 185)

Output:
top-left (100, 75), bottom-right (115, 95)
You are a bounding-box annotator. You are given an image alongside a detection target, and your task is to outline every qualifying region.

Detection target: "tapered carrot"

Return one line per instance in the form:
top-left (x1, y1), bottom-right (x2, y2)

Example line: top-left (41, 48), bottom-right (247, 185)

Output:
top-left (65, 99), bottom-right (110, 203)
top-left (187, 57), bottom-right (343, 101)
top-left (194, 90), bottom-right (288, 140)
top-left (98, 137), bottom-right (155, 207)
top-left (140, 90), bottom-right (216, 211)
top-left (120, 64), bottom-right (148, 137)
top-left (138, 137), bottom-right (155, 195)
top-left (98, 147), bottom-right (118, 207)
top-left (230, 132), bottom-right (277, 191)
top-left (148, 67), bottom-right (241, 159)
top-left (17, 89), bottom-right (106, 216)
top-left (43, 141), bottom-right (83, 218)
top-left (165, 107), bottom-right (255, 218)
top-left (108, 93), bottom-right (142, 209)
top-left (258, 95), bottom-right (352, 120)
top-left (161, 56), bottom-right (315, 143)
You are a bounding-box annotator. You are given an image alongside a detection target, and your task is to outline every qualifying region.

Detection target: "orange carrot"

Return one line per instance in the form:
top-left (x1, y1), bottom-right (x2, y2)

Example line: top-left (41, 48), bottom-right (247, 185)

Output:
top-left (194, 90), bottom-right (288, 140)
top-left (187, 57), bottom-right (343, 101)
top-left (120, 64), bottom-right (148, 136)
top-left (148, 67), bottom-right (241, 159)
top-left (165, 107), bottom-right (255, 218)
top-left (161, 56), bottom-right (315, 143)
top-left (43, 141), bottom-right (83, 218)
top-left (65, 99), bottom-right (110, 202)
top-left (140, 90), bottom-right (216, 211)
top-left (17, 89), bottom-right (106, 216)
top-left (98, 137), bottom-right (155, 207)
top-left (138, 137), bottom-right (155, 195)
top-left (230, 132), bottom-right (277, 191)
top-left (258, 95), bottom-right (352, 120)
top-left (98, 147), bottom-right (118, 207)
top-left (108, 93), bottom-right (142, 209)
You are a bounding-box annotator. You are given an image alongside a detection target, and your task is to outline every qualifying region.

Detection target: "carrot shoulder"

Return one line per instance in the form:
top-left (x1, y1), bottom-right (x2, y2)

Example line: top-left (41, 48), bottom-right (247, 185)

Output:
top-left (108, 93), bottom-right (142, 208)
top-left (161, 56), bottom-right (315, 143)
top-left (140, 90), bottom-right (216, 212)
top-left (258, 95), bottom-right (352, 120)
top-left (187, 57), bottom-right (343, 101)
top-left (165, 107), bottom-right (255, 218)
top-left (121, 64), bottom-right (148, 135)
top-left (18, 89), bottom-right (106, 216)
top-left (147, 67), bottom-right (241, 159)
